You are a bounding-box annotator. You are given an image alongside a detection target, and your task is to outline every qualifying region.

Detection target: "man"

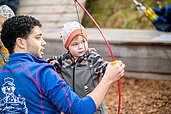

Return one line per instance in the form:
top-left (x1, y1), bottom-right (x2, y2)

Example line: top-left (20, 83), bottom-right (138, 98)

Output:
top-left (0, 15), bottom-right (125, 114)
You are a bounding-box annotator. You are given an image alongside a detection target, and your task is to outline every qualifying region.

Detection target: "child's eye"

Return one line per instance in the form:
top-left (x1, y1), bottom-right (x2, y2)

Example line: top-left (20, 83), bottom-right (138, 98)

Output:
top-left (72, 43), bottom-right (78, 46)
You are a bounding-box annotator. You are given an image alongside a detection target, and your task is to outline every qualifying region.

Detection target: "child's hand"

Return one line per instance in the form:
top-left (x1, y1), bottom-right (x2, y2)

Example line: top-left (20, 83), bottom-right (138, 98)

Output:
top-left (47, 58), bottom-right (58, 65)
top-left (47, 59), bottom-right (61, 73)
top-left (49, 60), bottom-right (59, 65)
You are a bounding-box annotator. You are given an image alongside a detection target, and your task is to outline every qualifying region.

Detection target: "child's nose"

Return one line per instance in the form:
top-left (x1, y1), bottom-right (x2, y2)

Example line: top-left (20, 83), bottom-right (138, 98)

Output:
top-left (78, 43), bottom-right (84, 48)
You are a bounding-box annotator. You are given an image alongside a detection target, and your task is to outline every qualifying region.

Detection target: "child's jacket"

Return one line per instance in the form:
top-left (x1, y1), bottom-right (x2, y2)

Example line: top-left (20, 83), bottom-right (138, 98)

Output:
top-left (51, 48), bottom-right (108, 114)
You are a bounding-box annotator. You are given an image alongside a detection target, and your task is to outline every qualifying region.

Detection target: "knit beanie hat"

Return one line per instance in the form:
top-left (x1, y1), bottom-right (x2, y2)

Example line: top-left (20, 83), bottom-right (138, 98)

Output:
top-left (59, 21), bottom-right (87, 49)
top-left (0, 5), bottom-right (15, 18)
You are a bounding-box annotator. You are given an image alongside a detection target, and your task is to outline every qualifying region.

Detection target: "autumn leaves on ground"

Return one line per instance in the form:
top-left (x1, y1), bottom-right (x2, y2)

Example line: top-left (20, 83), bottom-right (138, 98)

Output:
top-left (105, 77), bottom-right (171, 114)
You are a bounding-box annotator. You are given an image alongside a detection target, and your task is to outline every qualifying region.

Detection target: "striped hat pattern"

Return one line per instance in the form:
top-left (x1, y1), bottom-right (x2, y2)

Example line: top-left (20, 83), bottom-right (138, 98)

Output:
top-left (59, 21), bottom-right (87, 49)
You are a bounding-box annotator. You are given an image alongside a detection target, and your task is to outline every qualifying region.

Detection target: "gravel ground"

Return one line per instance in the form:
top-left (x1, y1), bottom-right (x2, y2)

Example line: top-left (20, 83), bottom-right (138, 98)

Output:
top-left (105, 77), bottom-right (171, 114)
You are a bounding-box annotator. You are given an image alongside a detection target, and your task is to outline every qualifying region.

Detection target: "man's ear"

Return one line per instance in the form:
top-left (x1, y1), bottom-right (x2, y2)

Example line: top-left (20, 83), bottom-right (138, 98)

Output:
top-left (16, 37), bottom-right (26, 49)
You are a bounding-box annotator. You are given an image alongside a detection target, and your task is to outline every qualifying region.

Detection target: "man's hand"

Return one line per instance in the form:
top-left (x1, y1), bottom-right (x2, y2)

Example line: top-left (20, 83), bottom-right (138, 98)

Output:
top-left (87, 60), bottom-right (125, 108)
top-left (103, 60), bottom-right (125, 85)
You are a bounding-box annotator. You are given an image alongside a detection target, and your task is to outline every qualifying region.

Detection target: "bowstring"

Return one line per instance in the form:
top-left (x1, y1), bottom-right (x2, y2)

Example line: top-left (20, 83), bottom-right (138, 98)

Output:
top-left (73, 1), bottom-right (121, 114)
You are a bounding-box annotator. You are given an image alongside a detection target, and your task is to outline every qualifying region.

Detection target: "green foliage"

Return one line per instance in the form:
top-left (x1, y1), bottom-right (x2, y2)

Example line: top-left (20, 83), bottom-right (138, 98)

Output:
top-left (82, 0), bottom-right (171, 30)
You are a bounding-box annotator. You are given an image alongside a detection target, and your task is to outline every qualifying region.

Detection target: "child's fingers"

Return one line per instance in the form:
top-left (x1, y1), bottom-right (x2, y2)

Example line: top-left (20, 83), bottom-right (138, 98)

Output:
top-left (49, 60), bottom-right (58, 65)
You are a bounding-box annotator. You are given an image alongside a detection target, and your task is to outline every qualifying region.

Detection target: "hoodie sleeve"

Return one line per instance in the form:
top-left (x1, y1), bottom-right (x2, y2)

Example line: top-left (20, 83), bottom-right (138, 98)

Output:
top-left (39, 64), bottom-right (96, 114)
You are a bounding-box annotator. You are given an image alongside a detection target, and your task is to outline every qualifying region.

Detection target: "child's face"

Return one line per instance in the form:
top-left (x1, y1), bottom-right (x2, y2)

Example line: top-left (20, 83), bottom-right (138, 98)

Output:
top-left (68, 35), bottom-right (88, 59)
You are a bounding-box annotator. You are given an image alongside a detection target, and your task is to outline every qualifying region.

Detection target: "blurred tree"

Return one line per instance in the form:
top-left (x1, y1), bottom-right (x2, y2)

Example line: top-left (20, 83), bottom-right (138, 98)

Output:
top-left (82, 0), bottom-right (171, 30)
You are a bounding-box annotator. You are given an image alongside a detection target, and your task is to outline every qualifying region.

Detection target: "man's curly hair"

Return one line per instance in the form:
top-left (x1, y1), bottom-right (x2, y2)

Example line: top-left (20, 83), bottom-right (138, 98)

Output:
top-left (1, 15), bottom-right (42, 54)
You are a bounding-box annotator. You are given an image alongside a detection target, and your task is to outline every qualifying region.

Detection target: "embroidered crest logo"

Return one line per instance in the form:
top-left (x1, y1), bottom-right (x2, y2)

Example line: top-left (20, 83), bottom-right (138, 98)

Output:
top-left (0, 77), bottom-right (28, 113)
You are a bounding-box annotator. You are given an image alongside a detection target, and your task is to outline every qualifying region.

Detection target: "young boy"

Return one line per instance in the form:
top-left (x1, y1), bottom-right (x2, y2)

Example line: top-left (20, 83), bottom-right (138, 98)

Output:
top-left (48, 21), bottom-right (109, 114)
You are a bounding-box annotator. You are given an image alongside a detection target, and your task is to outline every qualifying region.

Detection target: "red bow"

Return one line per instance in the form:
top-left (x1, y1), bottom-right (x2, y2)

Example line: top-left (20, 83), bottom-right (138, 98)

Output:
top-left (74, 0), bottom-right (121, 114)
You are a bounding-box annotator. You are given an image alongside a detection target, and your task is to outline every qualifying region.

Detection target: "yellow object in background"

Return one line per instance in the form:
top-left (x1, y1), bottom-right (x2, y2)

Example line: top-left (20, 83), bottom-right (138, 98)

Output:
top-left (0, 47), bottom-right (9, 67)
top-left (0, 5), bottom-right (14, 67)
top-left (144, 8), bottom-right (158, 21)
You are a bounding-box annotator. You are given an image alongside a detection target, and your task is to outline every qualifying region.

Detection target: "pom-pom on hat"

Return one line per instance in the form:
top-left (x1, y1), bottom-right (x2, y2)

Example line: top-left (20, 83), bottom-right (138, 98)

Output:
top-left (59, 21), bottom-right (87, 49)
top-left (0, 5), bottom-right (15, 18)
